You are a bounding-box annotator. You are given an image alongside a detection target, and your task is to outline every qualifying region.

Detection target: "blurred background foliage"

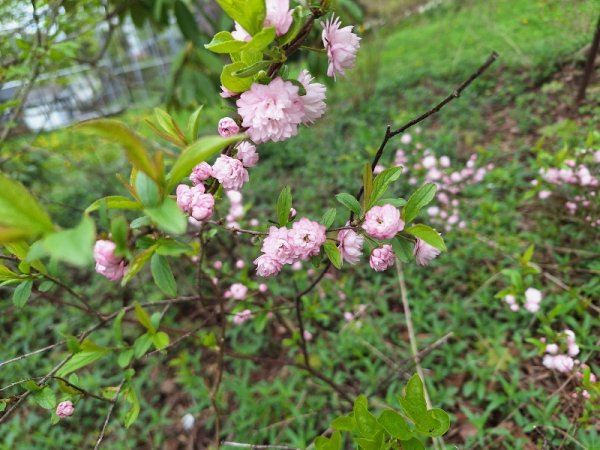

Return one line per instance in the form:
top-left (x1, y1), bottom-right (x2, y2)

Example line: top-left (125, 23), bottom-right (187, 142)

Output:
top-left (1, 0), bottom-right (599, 448)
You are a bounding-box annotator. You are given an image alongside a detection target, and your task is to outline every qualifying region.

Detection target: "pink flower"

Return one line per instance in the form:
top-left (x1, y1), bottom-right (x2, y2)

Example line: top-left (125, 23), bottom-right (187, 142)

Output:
top-left (303, 330), bottom-right (313, 341)
top-left (229, 283), bottom-right (248, 300)
top-left (538, 190), bottom-right (552, 200)
top-left (254, 254), bottom-right (283, 277)
top-left (56, 401), bottom-right (74, 418)
top-left (235, 259), bottom-right (245, 269)
top-left (297, 70), bottom-right (326, 125)
top-left (190, 162), bottom-right (213, 185)
top-left (414, 238), bottom-right (441, 266)
top-left (190, 192), bottom-right (214, 222)
top-left (524, 287), bottom-right (542, 313)
top-left (289, 218), bottom-right (327, 260)
top-left (258, 283), bottom-right (268, 293)
top-left (264, 0), bottom-right (293, 36)
top-left (212, 155), bottom-right (249, 190)
top-left (231, 22), bottom-right (251, 42)
top-left (237, 77), bottom-right (304, 143)
top-left (213, 260), bottom-right (223, 270)
top-left (176, 184), bottom-right (198, 212)
top-left (236, 141), bottom-right (259, 167)
top-left (337, 228), bottom-right (364, 265)
top-left (369, 245), bottom-right (395, 272)
top-left (553, 355), bottom-right (575, 373)
top-left (218, 117), bottom-right (240, 137)
top-left (262, 226), bottom-right (296, 264)
top-left (322, 15), bottom-right (360, 79)
top-left (362, 204), bottom-right (403, 240)
top-left (94, 240), bottom-right (127, 281)
top-left (344, 311), bottom-right (354, 321)
top-left (233, 309), bottom-right (253, 325)
top-left (545, 344), bottom-right (559, 354)
top-left (373, 164), bottom-right (385, 175)
top-left (220, 85), bottom-right (236, 98)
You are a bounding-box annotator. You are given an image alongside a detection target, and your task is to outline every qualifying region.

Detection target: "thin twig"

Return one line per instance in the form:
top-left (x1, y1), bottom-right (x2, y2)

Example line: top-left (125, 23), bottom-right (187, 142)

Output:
top-left (93, 378), bottom-right (126, 450)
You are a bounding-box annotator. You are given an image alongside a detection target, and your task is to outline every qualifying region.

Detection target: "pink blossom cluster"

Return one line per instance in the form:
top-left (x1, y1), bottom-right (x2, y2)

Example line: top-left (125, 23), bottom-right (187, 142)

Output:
top-left (541, 330), bottom-right (580, 373)
top-left (503, 287), bottom-right (543, 313)
top-left (225, 190), bottom-right (245, 229)
top-left (536, 152), bottom-right (600, 227)
top-left (254, 217), bottom-right (326, 277)
top-left (94, 240), bottom-right (127, 281)
top-left (232, 309), bottom-right (253, 325)
top-left (225, 282), bottom-right (248, 300)
top-left (389, 133), bottom-right (493, 233)
top-left (237, 72), bottom-right (326, 144)
top-left (176, 184), bottom-right (215, 223)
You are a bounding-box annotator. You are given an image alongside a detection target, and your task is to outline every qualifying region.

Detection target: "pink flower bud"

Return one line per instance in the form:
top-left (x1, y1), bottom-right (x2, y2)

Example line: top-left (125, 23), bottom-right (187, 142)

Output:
top-left (229, 283), bottom-right (248, 300)
top-left (258, 283), bottom-right (268, 293)
top-left (190, 162), bottom-right (213, 185)
top-left (94, 240), bottom-right (127, 281)
top-left (212, 155), bottom-right (249, 191)
top-left (254, 254), bottom-right (283, 277)
top-left (303, 330), bottom-right (313, 341)
top-left (56, 400), bottom-right (74, 418)
top-left (369, 245), bottom-right (395, 272)
top-left (337, 228), bottom-right (364, 265)
top-left (289, 207), bottom-right (297, 220)
top-left (218, 117), bottom-right (240, 137)
top-left (213, 260), bottom-right (223, 270)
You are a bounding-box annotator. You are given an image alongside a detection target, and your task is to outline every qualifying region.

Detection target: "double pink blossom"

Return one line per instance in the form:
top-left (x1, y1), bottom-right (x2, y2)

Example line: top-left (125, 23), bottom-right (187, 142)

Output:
top-left (524, 287), bottom-right (542, 313)
top-left (322, 15), bottom-right (361, 79)
top-left (232, 0), bottom-right (292, 40)
top-left (176, 184), bottom-right (214, 221)
top-left (369, 245), bottom-right (395, 272)
top-left (414, 238), bottom-right (441, 266)
top-left (233, 309), bottom-right (253, 325)
top-left (288, 218), bottom-right (327, 260)
top-left (237, 77), bottom-right (305, 143)
top-left (212, 155), bottom-right (249, 190)
top-left (253, 254), bottom-right (283, 277)
top-left (337, 228), bottom-right (364, 265)
top-left (236, 141), bottom-right (259, 167)
top-left (297, 70), bottom-right (327, 125)
top-left (362, 204), bottom-right (404, 240)
top-left (226, 283), bottom-right (248, 300)
top-left (190, 162), bottom-right (213, 185)
top-left (94, 240), bottom-right (127, 281)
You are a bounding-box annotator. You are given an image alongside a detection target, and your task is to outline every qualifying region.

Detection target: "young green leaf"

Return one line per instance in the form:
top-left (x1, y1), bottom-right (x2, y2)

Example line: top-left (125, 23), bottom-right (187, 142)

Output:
top-left (145, 198), bottom-right (187, 235)
top-left (123, 384), bottom-right (141, 428)
top-left (221, 62), bottom-right (255, 93)
top-left (121, 245), bottom-right (157, 286)
top-left (0, 173), bottom-right (54, 242)
top-left (335, 193), bottom-right (362, 216)
top-left (205, 31), bottom-right (247, 54)
top-left (320, 207), bottom-right (337, 228)
top-left (369, 166), bottom-right (403, 209)
top-left (56, 350), bottom-right (109, 377)
top-left (391, 237), bottom-right (414, 263)
top-left (314, 430), bottom-right (342, 450)
top-left (185, 105), bottom-right (204, 143)
top-left (277, 186), bottom-right (292, 227)
top-left (353, 396), bottom-right (382, 437)
top-left (377, 409), bottom-right (413, 440)
top-left (150, 254), bottom-right (177, 297)
top-left (323, 241), bottom-right (342, 269)
top-left (152, 331), bottom-right (170, 350)
top-left (85, 196), bottom-right (142, 214)
top-left (32, 387), bottom-right (56, 410)
top-left (216, 0), bottom-right (266, 36)
top-left (404, 224), bottom-right (446, 251)
top-left (243, 26), bottom-right (276, 52)
top-left (134, 302), bottom-right (156, 334)
top-left (402, 183), bottom-right (437, 224)
top-left (12, 280), bottom-right (33, 308)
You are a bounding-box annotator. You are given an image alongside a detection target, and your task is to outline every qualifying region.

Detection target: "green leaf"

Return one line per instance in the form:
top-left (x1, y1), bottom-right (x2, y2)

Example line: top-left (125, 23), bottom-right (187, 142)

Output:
top-left (402, 183), bottom-right (437, 224)
top-left (353, 395), bottom-right (382, 437)
top-left (376, 197), bottom-right (407, 208)
top-left (152, 331), bottom-right (170, 350)
top-left (243, 26), bottom-right (276, 52)
top-left (33, 387), bottom-right (56, 410)
top-left (391, 237), bottom-right (414, 263)
top-left (221, 61), bottom-right (254, 93)
top-left (186, 105), bottom-right (204, 143)
top-left (117, 349), bottom-right (134, 368)
top-left (353, 432), bottom-right (384, 450)
top-left (145, 198), bottom-right (188, 235)
top-left (0, 263), bottom-right (17, 282)
top-left (133, 333), bottom-right (153, 359)
top-left (0, 400), bottom-right (7, 412)
top-left (113, 309), bottom-right (126, 344)
top-left (23, 380), bottom-right (42, 392)
top-left (85, 196), bottom-right (142, 214)
top-left (428, 408), bottom-right (450, 437)
top-left (27, 216), bottom-right (96, 267)
top-left (56, 350), bottom-right (109, 377)
top-left (369, 167), bottom-right (403, 209)
top-left (111, 216), bottom-right (129, 256)
top-left (135, 171), bottom-right (161, 206)
top-left (134, 302), bottom-right (156, 334)
top-left (521, 244), bottom-right (535, 265)
top-left (404, 224), bottom-right (446, 251)
top-left (174, 0), bottom-right (201, 45)
top-left (150, 254), bottom-right (177, 297)
top-left (232, 60), bottom-right (271, 78)
top-left (377, 410), bottom-right (413, 440)
top-left (336, 193), bottom-right (362, 216)
top-left (320, 207), bottom-right (337, 228)
top-left (76, 119), bottom-right (158, 182)
top-left (152, 108), bottom-right (186, 146)
top-left (362, 164), bottom-right (373, 212)
top-left (123, 384), bottom-right (140, 428)
top-left (397, 374), bottom-right (441, 436)
top-left (121, 245), bottom-right (157, 286)
top-left (216, 0), bottom-right (266, 36)
top-left (12, 280), bottom-right (33, 308)
top-left (277, 186), bottom-right (292, 227)
top-left (331, 414), bottom-right (357, 432)
top-left (166, 135), bottom-right (243, 192)
top-left (324, 241), bottom-right (342, 270)
top-left (314, 430), bottom-right (342, 450)
top-left (400, 438), bottom-right (425, 450)
top-left (205, 31), bottom-right (247, 53)
top-left (156, 238), bottom-right (193, 256)
top-left (0, 172), bottom-right (54, 241)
